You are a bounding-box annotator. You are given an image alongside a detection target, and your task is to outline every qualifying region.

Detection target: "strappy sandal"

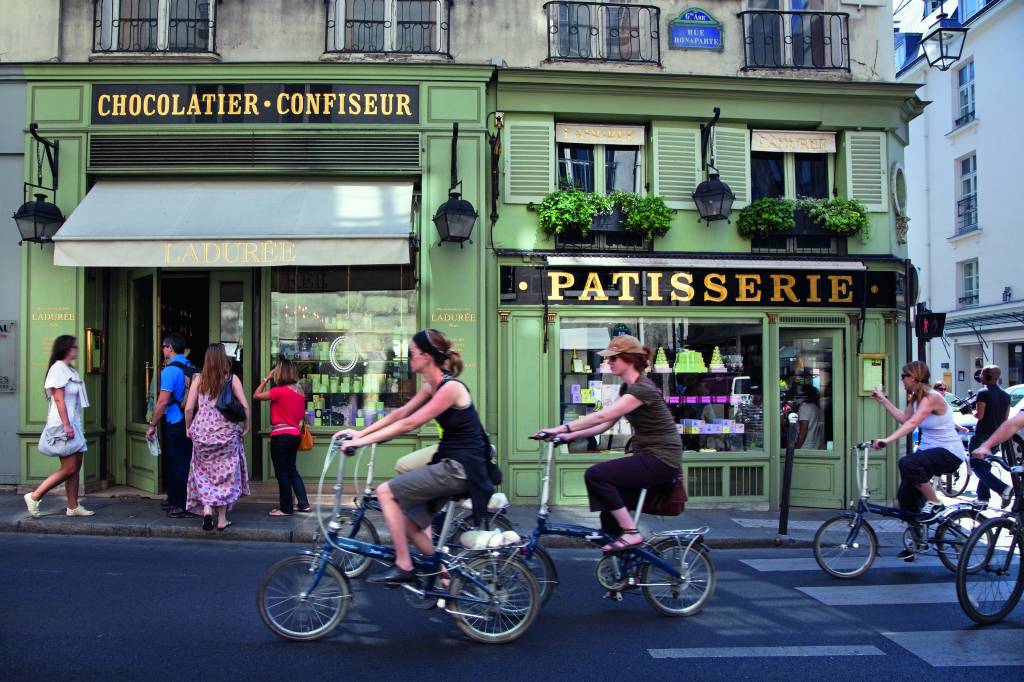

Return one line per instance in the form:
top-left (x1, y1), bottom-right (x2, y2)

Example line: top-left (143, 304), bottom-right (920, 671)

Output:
top-left (602, 529), bottom-right (643, 553)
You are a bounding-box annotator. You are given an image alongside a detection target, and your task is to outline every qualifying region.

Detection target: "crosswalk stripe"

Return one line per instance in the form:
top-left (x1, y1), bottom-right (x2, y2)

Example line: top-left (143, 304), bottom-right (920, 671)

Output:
top-left (796, 582), bottom-right (956, 606)
top-left (649, 645), bottom-right (885, 659)
top-left (882, 630), bottom-right (1024, 667)
top-left (741, 556), bottom-right (942, 572)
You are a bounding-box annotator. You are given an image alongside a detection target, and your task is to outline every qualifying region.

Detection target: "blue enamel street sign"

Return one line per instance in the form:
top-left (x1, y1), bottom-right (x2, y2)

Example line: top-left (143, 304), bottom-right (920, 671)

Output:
top-left (668, 7), bottom-right (723, 51)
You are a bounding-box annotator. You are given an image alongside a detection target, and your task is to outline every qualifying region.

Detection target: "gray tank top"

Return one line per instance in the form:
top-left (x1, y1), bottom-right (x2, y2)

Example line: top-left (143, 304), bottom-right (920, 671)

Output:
top-left (916, 401), bottom-right (966, 460)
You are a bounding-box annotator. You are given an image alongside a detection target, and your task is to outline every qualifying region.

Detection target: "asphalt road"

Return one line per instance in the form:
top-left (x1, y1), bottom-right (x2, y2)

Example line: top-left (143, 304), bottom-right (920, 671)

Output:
top-left (1, 533), bottom-right (1021, 681)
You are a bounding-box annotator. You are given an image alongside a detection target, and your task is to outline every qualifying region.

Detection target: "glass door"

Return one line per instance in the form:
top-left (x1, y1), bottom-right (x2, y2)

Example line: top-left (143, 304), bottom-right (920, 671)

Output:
top-left (779, 329), bottom-right (845, 508)
top-left (126, 268), bottom-right (160, 492)
top-left (209, 271), bottom-right (254, 472)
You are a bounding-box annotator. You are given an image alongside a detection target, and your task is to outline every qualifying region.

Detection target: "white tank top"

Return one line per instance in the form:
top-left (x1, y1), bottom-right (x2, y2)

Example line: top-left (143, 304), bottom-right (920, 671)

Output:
top-left (916, 401), bottom-right (966, 460)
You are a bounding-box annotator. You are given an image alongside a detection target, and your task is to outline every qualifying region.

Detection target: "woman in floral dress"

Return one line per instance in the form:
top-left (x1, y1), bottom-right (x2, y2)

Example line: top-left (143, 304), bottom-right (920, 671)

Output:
top-left (184, 343), bottom-right (250, 531)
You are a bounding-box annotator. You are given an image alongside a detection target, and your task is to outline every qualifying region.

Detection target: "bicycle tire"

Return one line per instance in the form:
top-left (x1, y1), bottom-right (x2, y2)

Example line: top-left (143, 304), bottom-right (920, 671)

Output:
top-left (813, 515), bottom-right (878, 579)
top-left (938, 460), bottom-right (971, 497)
top-left (329, 511), bottom-right (379, 579)
top-left (521, 544), bottom-right (558, 606)
top-left (935, 508), bottom-right (987, 572)
top-left (640, 538), bottom-right (716, 617)
top-left (447, 553), bottom-right (540, 644)
top-left (258, 554), bottom-right (351, 641)
top-left (955, 516), bottom-right (1024, 625)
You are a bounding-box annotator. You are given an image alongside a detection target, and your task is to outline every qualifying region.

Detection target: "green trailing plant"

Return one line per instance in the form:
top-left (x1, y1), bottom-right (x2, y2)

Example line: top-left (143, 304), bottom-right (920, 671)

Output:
top-left (609, 190), bottom-right (640, 216)
top-left (621, 194), bottom-right (672, 240)
top-left (798, 197), bottom-right (871, 242)
top-left (736, 197), bottom-right (796, 238)
top-left (537, 190), bottom-right (606, 237)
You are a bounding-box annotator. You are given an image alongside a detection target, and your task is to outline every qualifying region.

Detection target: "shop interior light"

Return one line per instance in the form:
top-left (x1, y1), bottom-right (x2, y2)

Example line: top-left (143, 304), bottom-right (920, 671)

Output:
top-left (920, 11), bottom-right (968, 71)
top-left (692, 173), bottom-right (736, 224)
top-left (13, 193), bottom-right (65, 244)
top-left (433, 122), bottom-right (478, 246)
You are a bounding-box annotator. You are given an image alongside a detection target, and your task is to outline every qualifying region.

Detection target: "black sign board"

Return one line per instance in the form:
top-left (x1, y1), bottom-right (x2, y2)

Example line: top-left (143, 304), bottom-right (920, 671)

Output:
top-left (92, 83), bottom-right (419, 125)
top-left (500, 265), bottom-right (899, 308)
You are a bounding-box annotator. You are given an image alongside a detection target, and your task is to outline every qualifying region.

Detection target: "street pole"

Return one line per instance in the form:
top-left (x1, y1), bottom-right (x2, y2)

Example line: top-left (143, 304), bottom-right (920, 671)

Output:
top-left (778, 412), bottom-right (799, 536)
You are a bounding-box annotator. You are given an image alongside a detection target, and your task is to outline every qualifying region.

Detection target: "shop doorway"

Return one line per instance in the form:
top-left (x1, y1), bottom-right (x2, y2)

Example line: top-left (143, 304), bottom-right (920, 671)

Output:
top-left (779, 329), bottom-right (846, 508)
top-left (120, 269), bottom-right (254, 494)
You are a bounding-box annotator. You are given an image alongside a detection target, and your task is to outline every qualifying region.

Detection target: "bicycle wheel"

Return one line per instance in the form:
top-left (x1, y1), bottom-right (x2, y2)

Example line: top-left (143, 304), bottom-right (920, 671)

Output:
top-left (641, 538), bottom-right (716, 617)
top-left (258, 554), bottom-right (351, 641)
top-left (937, 460), bottom-right (971, 498)
top-left (521, 544), bottom-right (558, 606)
top-left (447, 553), bottom-right (540, 644)
top-left (813, 515), bottom-right (878, 579)
top-left (326, 511), bottom-right (379, 579)
top-left (956, 517), bottom-right (1024, 625)
top-left (935, 509), bottom-right (988, 572)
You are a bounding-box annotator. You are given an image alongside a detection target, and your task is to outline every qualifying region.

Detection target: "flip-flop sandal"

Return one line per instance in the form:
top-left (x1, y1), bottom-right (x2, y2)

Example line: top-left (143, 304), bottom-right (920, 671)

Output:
top-left (267, 509), bottom-right (291, 517)
top-left (202, 514), bottom-right (214, 531)
top-left (295, 507), bottom-right (313, 513)
top-left (217, 522), bottom-right (233, 531)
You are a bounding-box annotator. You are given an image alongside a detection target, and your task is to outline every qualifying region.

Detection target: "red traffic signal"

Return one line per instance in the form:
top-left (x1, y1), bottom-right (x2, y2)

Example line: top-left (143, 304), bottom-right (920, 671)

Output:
top-left (915, 312), bottom-right (946, 340)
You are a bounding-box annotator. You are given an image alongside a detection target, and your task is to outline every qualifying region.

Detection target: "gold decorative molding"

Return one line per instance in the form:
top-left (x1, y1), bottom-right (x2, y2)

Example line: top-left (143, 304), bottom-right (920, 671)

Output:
top-left (546, 311), bottom-right (557, 324)
top-left (497, 309), bottom-right (510, 324)
top-left (766, 313), bottom-right (778, 323)
top-left (882, 312), bottom-right (900, 325)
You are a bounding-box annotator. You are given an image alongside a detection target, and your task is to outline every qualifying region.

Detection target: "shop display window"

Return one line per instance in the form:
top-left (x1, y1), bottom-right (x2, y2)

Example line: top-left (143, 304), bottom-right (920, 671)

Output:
top-left (559, 318), bottom-right (765, 454)
top-left (271, 266), bottom-right (415, 430)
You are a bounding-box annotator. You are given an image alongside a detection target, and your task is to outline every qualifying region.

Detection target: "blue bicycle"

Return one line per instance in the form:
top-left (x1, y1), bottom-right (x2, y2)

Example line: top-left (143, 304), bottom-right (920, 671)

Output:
top-left (813, 441), bottom-right (987, 578)
top-left (258, 436), bottom-right (541, 644)
top-left (518, 435), bottom-right (715, 616)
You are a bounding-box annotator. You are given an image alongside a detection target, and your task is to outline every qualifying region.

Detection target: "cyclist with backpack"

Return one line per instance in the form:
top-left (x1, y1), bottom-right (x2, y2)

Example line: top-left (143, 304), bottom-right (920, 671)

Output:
top-left (147, 332), bottom-right (197, 518)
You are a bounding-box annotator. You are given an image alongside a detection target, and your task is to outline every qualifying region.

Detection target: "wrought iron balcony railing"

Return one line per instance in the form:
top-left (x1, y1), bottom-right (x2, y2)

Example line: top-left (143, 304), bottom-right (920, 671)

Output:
top-left (958, 293), bottom-right (979, 308)
top-left (954, 109), bottom-right (976, 128)
top-left (325, 0), bottom-right (451, 56)
top-left (93, 0), bottom-right (216, 53)
top-left (956, 194), bottom-right (979, 235)
top-left (739, 10), bottom-right (849, 71)
top-left (544, 2), bottom-right (661, 65)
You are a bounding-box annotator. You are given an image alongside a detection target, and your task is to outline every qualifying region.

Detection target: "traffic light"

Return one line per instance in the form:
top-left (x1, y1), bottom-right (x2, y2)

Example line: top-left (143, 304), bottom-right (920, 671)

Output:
top-left (915, 312), bottom-right (946, 340)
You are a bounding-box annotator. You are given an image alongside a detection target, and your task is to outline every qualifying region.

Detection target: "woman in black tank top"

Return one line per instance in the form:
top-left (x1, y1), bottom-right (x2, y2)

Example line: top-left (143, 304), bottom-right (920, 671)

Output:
top-left (335, 329), bottom-right (495, 585)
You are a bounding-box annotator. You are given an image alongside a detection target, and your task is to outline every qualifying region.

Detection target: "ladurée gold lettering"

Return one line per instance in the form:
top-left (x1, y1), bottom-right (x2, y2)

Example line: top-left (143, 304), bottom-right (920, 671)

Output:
top-left (163, 240), bottom-right (298, 266)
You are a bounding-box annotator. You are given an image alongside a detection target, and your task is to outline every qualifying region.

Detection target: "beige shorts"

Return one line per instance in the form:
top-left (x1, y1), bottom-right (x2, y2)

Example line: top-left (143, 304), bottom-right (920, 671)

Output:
top-left (387, 459), bottom-right (468, 529)
top-left (394, 443), bottom-right (439, 474)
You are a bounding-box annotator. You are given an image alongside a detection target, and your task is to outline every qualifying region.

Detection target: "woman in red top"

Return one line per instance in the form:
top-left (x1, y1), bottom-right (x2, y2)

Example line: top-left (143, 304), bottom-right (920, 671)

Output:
top-left (254, 356), bottom-right (311, 516)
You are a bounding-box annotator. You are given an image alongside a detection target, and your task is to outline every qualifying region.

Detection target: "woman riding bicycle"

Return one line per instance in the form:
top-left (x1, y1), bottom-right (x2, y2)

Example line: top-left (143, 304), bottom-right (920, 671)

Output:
top-left (335, 329), bottom-right (495, 585)
top-left (870, 361), bottom-right (966, 527)
top-left (534, 335), bottom-right (681, 553)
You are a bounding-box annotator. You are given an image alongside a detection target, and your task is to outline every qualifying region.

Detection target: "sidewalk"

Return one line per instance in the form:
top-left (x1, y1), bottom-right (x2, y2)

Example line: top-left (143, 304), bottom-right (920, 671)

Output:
top-left (0, 491), bottom-right (905, 549)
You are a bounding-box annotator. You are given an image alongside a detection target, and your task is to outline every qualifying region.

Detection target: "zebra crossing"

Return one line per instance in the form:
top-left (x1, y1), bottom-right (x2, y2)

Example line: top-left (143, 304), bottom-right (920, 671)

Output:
top-left (645, 549), bottom-right (1023, 669)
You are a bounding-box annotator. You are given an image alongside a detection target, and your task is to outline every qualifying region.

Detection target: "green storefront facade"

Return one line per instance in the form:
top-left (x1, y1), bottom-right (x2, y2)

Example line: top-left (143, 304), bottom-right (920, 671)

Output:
top-left (18, 63), bottom-right (493, 492)
top-left (17, 62), bottom-right (923, 511)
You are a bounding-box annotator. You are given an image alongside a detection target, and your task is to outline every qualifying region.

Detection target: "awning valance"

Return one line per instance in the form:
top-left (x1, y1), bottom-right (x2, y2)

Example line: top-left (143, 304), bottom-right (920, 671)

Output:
top-left (53, 180), bottom-right (413, 268)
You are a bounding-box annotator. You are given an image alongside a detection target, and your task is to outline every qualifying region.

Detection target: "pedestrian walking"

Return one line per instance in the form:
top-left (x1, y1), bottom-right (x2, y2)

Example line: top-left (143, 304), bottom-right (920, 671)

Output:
top-left (24, 335), bottom-right (94, 518)
top-left (147, 332), bottom-right (197, 518)
top-left (253, 356), bottom-right (311, 516)
top-left (184, 343), bottom-right (250, 531)
top-left (969, 365), bottom-right (1013, 508)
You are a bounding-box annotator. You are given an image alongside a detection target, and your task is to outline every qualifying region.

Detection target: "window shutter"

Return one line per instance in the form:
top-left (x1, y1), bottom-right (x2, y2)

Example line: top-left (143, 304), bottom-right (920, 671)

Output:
top-left (713, 126), bottom-right (751, 208)
top-left (652, 124), bottom-right (701, 209)
top-left (844, 131), bottom-right (888, 212)
top-left (503, 117), bottom-right (555, 204)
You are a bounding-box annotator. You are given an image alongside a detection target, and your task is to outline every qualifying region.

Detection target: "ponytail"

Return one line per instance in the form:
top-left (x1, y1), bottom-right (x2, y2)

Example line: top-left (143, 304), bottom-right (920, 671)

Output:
top-left (413, 329), bottom-right (464, 377)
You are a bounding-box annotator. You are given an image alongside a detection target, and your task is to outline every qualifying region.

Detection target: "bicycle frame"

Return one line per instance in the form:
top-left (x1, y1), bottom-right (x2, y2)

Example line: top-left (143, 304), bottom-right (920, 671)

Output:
top-left (522, 438), bottom-right (708, 582)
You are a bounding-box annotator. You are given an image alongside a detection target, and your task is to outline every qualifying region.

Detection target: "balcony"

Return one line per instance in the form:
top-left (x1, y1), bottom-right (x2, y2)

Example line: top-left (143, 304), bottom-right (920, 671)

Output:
top-left (544, 2), bottom-right (661, 65)
top-left (955, 195), bottom-right (979, 236)
top-left (93, 0), bottom-right (216, 54)
top-left (958, 293), bottom-right (979, 308)
top-left (739, 10), bottom-right (849, 71)
top-left (325, 0), bottom-right (451, 57)
top-left (954, 109), bottom-right (976, 129)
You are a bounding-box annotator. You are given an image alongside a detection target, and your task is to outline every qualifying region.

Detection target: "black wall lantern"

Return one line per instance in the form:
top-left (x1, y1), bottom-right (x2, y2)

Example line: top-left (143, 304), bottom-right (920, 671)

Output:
top-left (921, 5), bottom-right (968, 72)
top-left (432, 122), bottom-right (479, 247)
top-left (692, 107), bottom-right (735, 224)
top-left (13, 123), bottom-right (64, 245)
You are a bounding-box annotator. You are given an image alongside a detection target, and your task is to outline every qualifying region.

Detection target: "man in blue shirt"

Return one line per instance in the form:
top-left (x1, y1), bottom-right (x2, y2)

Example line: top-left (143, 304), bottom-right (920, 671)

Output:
top-left (147, 332), bottom-right (195, 518)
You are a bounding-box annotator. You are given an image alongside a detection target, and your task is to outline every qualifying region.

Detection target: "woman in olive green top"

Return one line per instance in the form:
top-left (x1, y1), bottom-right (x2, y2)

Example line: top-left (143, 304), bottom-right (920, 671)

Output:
top-left (535, 335), bottom-right (682, 552)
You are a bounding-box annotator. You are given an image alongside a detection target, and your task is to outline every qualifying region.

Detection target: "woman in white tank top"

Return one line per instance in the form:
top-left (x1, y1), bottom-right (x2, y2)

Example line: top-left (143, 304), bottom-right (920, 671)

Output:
top-left (870, 361), bottom-right (964, 527)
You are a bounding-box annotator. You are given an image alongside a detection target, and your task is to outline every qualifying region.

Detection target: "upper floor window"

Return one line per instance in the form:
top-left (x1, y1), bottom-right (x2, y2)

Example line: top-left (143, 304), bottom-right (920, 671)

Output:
top-left (94, 0), bottom-right (216, 53)
top-left (958, 258), bottom-right (980, 308)
top-left (956, 153), bottom-right (979, 235)
top-left (326, 0), bottom-right (451, 55)
top-left (741, 0), bottom-right (849, 70)
top-left (955, 61), bottom-right (975, 128)
top-left (557, 143), bottom-right (643, 194)
top-left (960, 0), bottom-right (995, 21)
top-left (545, 2), bottom-right (661, 65)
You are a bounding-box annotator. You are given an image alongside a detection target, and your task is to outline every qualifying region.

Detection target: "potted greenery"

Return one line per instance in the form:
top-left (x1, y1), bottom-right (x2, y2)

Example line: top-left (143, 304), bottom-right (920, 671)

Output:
top-left (736, 197), bottom-right (796, 238)
top-left (538, 190), bottom-right (604, 238)
top-left (619, 193), bottom-right (672, 241)
top-left (799, 197), bottom-right (871, 242)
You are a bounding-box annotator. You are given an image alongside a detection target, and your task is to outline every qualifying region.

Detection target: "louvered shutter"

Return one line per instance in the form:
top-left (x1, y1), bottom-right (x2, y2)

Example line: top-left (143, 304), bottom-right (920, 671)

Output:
top-left (713, 126), bottom-right (751, 208)
top-left (652, 124), bottom-right (701, 209)
top-left (503, 117), bottom-right (555, 204)
top-left (844, 131), bottom-right (888, 212)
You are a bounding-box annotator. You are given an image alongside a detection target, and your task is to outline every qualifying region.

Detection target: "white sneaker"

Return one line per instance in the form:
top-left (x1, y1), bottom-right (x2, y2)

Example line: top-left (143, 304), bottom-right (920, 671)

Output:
top-left (23, 492), bottom-right (41, 518)
top-left (66, 505), bottom-right (95, 517)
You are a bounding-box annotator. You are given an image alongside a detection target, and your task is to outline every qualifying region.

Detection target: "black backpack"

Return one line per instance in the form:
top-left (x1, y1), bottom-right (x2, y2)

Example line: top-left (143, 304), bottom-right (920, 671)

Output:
top-left (167, 361), bottom-right (197, 412)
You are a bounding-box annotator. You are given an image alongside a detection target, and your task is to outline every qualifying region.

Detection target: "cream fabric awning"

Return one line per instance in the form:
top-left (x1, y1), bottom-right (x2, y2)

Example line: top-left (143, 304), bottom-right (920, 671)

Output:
top-left (53, 180), bottom-right (413, 267)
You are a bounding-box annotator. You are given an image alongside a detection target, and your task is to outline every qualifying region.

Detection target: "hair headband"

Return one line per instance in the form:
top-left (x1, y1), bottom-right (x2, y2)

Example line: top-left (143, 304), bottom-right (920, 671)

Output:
top-left (413, 330), bottom-right (447, 366)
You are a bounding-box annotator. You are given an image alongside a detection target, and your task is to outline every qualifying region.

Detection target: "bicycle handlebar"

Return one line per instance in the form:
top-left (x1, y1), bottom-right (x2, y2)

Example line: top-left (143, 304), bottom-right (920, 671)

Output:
top-left (529, 433), bottom-right (565, 446)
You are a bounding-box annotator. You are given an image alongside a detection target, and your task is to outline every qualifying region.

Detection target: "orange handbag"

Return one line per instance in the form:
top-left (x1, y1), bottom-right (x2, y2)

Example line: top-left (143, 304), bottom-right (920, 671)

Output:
top-left (297, 421), bottom-right (315, 452)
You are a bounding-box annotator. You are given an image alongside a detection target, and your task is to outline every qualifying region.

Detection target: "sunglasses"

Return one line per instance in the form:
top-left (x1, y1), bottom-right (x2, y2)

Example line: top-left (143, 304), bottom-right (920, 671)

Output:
top-left (901, 373), bottom-right (912, 379)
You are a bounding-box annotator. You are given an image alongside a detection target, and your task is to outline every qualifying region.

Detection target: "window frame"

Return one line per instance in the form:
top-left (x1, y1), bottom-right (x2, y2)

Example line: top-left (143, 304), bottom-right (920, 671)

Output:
top-left (955, 60), bottom-right (976, 128)
top-left (556, 141), bottom-right (646, 195)
top-left (332, 0), bottom-right (445, 54)
top-left (956, 152), bottom-right (978, 233)
top-left (96, 0), bottom-right (216, 53)
top-left (958, 258), bottom-right (980, 308)
top-left (751, 151), bottom-right (835, 201)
